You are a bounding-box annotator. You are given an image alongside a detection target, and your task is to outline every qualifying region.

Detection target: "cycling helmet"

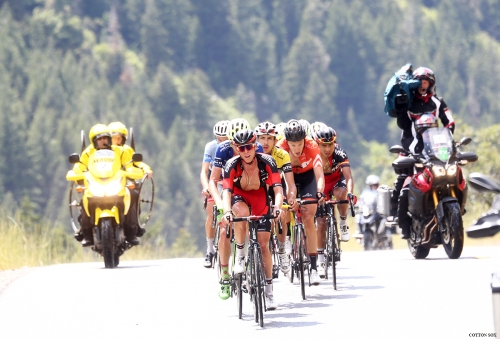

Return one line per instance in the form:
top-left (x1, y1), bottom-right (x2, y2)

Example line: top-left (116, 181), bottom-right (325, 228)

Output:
top-left (284, 119), bottom-right (307, 142)
top-left (310, 121), bottom-right (328, 139)
top-left (108, 121), bottom-right (128, 145)
top-left (89, 124), bottom-right (111, 148)
top-left (255, 121), bottom-right (277, 137)
top-left (213, 120), bottom-right (230, 137)
top-left (227, 118), bottom-right (251, 141)
top-left (275, 122), bottom-right (286, 141)
top-left (233, 129), bottom-right (257, 145)
top-left (299, 119), bottom-right (311, 137)
top-left (365, 175), bottom-right (380, 186)
top-left (314, 126), bottom-right (337, 144)
top-left (413, 67), bottom-right (436, 93)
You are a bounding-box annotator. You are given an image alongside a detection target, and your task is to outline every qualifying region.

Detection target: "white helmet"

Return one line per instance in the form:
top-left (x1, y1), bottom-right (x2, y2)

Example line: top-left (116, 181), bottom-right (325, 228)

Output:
top-left (365, 175), bottom-right (380, 186)
top-left (213, 120), bottom-right (230, 137)
top-left (310, 121), bottom-right (328, 139)
top-left (227, 118), bottom-right (251, 141)
top-left (298, 119), bottom-right (311, 137)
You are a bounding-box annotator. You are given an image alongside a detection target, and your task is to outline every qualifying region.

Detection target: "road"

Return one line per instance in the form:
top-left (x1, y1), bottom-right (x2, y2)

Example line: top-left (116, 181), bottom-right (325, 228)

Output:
top-left (0, 246), bottom-right (498, 339)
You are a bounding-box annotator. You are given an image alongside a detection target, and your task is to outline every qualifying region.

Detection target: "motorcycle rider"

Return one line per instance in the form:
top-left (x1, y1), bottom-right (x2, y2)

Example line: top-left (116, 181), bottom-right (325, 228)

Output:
top-left (392, 67), bottom-right (455, 239)
top-left (355, 175), bottom-right (380, 236)
top-left (73, 124), bottom-right (143, 246)
top-left (108, 121), bottom-right (153, 241)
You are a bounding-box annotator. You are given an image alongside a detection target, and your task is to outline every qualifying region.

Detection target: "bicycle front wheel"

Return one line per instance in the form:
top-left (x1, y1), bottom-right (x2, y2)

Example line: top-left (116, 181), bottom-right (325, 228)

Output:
top-left (298, 228), bottom-right (306, 300)
top-left (253, 247), bottom-right (265, 327)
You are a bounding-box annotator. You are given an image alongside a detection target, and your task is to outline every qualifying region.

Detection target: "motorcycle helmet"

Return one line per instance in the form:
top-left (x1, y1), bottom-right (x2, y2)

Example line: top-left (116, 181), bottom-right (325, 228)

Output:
top-left (213, 120), bottom-right (230, 137)
top-left (284, 119), bottom-right (306, 142)
top-left (233, 129), bottom-right (257, 145)
top-left (413, 67), bottom-right (436, 94)
top-left (255, 121), bottom-right (277, 137)
top-left (365, 174), bottom-right (380, 186)
top-left (227, 118), bottom-right (251, 141)
top-left (314, 126), bottom-right (337, 144)
top-left (89, 124), bottom-right (111, 148)
top-left (413, 113), bottom-right (438, 134)
top-left (108, 121), bottom-right (128, 145)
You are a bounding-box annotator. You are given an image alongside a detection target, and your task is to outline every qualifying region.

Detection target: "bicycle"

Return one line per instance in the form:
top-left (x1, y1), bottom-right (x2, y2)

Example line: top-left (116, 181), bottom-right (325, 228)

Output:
top-left (320, 199), bottom-right (354, 290)
top-left (269, 219), bottom-right (285, 279)
top-left (231, 213), bottom-right (278, 328)
top-left (286, 199), bottom-right (318, 300)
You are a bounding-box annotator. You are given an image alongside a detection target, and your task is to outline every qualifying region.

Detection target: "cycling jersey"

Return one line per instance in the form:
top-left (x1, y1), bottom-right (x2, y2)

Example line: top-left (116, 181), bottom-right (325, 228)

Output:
top-left (202, 139), bottom-right (218, 170)
top-left (213, 140), bottom-right (264, 169)
top-left (271, 146), bottom-right (292, 173)
top-left (324, 143), bottom-right (350, 184)
top-left (276, 137), bottom-right (322, 174)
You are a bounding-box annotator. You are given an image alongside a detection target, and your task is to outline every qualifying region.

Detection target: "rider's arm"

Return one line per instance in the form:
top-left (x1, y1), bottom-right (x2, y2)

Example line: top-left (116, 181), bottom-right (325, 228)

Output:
top-left (209, 167), bottom-right (223, 208)
top-left (342, 165), bottom-right (355, 196)
top-left (200, 162), bottom-right (211, 194)
top-left (283, 171), bottom-right (297, 203)
top-left (313, 165), bottom-right (325, 195)
top-left (72, 147), bottom-right (91, 173)
top-left (438, 98), bottom-right (455, 133)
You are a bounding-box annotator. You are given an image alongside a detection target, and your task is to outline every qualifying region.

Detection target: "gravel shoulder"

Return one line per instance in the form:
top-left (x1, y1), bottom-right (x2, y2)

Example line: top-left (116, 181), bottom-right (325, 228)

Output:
top-left (0, 267), bottom-right (37, 295)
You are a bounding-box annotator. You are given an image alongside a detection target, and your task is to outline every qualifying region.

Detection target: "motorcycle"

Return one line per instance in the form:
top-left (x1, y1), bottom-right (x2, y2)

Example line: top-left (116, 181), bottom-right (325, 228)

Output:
top-left (66, 149), bottom-right (144, 268)
top-left (391, 126), bottom-right (478, 259)
top-left (354, 189), bottom-right (393, 250)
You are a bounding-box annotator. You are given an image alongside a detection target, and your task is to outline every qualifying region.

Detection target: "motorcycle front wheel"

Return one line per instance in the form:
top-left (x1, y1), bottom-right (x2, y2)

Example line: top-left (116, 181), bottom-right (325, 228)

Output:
top-left (441, 202), bottom-right (464, 259)
top-left (408, 240), bottom-right (430, 259)
top-left (101, 218), bottom-right (116, 268)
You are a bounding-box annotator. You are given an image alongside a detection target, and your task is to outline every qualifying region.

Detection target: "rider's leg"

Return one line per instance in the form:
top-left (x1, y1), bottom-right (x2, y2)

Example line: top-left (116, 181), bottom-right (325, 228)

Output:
top-left (398, 186), bottom-right (411, 239)
top-left (232, 201), bottom-right (250, 273)
top-left (203, 199), bottom-right (216, 268)
top-left (334, 186), bottom-right (350, 241)
top-left (124, 188), bottom-right (140, 245)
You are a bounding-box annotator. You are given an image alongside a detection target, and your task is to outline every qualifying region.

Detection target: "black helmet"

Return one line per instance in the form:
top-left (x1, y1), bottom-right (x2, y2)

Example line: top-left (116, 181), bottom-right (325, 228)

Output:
top-left (233, 129), bottom-right (256, 145)
top-left (314, 126), bottom-right (337, 144)
top-left (413, 67), bottom-right (436, 93)
top-left (284, 119), bottom-right (306, 142)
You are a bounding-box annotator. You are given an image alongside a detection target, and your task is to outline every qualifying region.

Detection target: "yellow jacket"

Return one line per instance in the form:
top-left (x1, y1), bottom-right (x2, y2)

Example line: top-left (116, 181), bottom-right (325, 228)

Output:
top-left (121, 144), bottom-right (152, 174)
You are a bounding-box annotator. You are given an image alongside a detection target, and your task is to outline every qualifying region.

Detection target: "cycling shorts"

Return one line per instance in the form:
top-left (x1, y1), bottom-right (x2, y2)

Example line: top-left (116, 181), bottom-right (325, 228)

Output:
top-left (232, 187), bottom-right (271, 232)
top-left (294, 169), bottom-right (317, 200)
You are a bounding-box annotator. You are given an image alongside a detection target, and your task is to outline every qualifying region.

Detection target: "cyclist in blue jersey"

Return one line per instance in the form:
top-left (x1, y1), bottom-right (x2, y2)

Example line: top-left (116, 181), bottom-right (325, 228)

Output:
top-left (201, 120), bottom-right (229, 268)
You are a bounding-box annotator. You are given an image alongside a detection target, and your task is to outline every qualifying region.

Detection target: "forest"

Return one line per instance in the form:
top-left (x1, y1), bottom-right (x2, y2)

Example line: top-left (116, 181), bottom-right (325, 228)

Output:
top-left (0, 0), bottom-right (499, 258)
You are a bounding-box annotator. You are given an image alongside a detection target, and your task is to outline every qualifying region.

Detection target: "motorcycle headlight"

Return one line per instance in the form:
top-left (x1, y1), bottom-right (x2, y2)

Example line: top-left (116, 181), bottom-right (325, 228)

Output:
top-left (88, 177), bottom-right (123, 197)
top-left (446, 164), bottom-right (457, 176)
top-left (433, 165), bottom-right (446, 177)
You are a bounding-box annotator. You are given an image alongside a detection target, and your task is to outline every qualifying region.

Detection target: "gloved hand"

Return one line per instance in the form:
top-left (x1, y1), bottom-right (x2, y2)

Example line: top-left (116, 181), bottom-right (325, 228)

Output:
top-left (347, 193), bottom-right (357, 205)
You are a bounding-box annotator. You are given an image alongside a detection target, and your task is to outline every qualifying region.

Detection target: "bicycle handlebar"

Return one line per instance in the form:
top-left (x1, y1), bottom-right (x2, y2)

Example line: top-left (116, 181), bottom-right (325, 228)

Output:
top-left (232, 214), bottom-right (279, 223)
top-left (324, 199), bottom-right (355, 217)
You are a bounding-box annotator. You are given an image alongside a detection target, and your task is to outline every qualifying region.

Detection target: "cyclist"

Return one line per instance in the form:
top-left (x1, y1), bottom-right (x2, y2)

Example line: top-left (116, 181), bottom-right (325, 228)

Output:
top-left (313, 126), bottom-right (356, 278)
top-left (255, 121), bottom-right (298, 273)
top-left (355, 175), bottom-right (380, 236)
top-left (219, 129), bottom-right (284, 310)
top-left (72, 124), bottom-right (141, 246)
top-left (208, 118), bottom-right (263, 216)
top-left (276, 119), bottom-right (324, 285)
top-left (200, 120), bottom-right (229, 268)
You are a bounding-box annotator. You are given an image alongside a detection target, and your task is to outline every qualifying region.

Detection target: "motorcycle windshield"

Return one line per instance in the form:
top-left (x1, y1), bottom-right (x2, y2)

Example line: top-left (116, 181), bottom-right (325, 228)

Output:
top-left (421, 128), bottom-right (453, 162)
top-left (89, 149), bottom-right (117, 178)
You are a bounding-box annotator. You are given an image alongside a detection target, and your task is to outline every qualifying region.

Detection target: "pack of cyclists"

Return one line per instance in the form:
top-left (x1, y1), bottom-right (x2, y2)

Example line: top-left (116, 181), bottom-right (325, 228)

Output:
top-left (200, 117), bottom-right (357, 309)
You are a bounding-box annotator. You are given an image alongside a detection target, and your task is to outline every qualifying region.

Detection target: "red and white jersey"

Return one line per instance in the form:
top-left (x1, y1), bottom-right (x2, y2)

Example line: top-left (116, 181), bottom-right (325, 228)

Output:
top-left (276, 137), bottom-right (322, 174)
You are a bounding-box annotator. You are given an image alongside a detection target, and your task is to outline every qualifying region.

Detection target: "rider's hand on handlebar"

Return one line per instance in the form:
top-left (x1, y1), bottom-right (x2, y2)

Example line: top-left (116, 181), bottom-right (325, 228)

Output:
top-left (347, 193), bottom-right (357, 205)
top-left (316, 191), bottom-right (326, 204)
top-left (222, 211), bottom-right (233, 225)
top-left (201, 188), bottom-right (211, 198)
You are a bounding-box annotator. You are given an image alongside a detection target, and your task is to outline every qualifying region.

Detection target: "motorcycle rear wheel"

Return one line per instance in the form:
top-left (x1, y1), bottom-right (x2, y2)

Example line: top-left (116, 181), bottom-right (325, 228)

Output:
top-left (441, 202), bottom-right (464, 259)
top-left (102, 219), bottom-right (115, 268)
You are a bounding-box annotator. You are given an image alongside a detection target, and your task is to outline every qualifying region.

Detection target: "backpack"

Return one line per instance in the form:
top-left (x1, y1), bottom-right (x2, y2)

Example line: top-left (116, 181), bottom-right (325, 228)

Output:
top-left (384, 63), bottom-right (421, 117)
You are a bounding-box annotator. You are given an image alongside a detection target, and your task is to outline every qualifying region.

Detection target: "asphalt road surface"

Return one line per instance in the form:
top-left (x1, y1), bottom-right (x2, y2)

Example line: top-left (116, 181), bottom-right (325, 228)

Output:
top-left (0, 246), bottom-right (498, 339)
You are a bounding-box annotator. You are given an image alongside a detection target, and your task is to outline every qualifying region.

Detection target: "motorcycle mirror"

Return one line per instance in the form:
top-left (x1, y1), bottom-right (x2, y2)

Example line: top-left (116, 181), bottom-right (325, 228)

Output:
top-left (468, 172), bottom-right (500, 193)
top-left (459, 137), bottom-right (472, 146)
top-left (69, 153), bottom-right (80, 164)
top-left (389, 145), bottom-right (405, 154)
top-left (132, 153), bottom-right (143, 162)
top-left (457, 152), bottom-right (478, 163)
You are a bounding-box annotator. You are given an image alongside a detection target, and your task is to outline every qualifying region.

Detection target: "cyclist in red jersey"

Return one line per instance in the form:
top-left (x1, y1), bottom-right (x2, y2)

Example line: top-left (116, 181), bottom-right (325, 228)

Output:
top-left (276, 119), bottom-right (325, 285)
top-left (219, 129), bottom-right (284, 309)
top-left (312, 126), bottom-right (356, 278)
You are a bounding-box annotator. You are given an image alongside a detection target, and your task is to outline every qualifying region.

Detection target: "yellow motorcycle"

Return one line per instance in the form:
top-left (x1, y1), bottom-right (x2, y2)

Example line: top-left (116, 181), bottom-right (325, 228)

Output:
top-left (66, 149), bottom-right (144, 268)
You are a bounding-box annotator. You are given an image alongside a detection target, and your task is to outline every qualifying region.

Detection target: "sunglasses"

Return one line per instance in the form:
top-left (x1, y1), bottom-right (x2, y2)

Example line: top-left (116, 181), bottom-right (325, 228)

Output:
top-left (236, 143), bottom-right (255, 152)
top-left (316, 137), bottom-right (335, 144)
